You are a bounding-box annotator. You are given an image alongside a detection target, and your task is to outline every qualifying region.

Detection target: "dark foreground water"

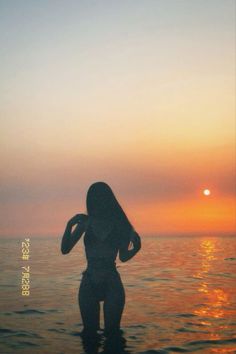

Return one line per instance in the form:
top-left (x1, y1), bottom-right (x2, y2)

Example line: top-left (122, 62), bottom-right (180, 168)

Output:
top-left (0, 236), bottom-right (236, 354)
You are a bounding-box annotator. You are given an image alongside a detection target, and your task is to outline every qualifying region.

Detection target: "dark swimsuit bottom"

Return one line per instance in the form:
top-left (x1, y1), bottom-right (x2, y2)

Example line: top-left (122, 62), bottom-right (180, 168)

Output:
top-left (82, 258), bottom-right (120, 302)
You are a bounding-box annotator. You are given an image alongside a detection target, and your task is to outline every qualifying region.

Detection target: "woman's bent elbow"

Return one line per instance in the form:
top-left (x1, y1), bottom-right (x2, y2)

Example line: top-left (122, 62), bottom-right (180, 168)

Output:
top-left (61, 247), bottom-right (70, 255)
top-left (119, 254), bottom-right (128, 262)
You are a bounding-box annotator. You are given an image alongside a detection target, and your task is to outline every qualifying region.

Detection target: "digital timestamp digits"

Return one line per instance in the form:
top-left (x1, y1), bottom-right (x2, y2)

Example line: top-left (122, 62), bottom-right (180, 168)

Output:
top-left (21, 238), bottom-right (30, 296)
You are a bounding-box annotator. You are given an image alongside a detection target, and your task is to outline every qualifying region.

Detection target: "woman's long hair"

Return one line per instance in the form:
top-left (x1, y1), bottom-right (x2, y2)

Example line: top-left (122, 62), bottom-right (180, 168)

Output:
top-left (86, 181), bottom-right (133, 241)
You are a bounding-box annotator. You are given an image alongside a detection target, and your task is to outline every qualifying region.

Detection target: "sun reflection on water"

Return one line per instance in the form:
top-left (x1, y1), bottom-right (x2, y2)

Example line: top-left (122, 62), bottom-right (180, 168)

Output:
top-left (193, 238), bottom-right (231, 338)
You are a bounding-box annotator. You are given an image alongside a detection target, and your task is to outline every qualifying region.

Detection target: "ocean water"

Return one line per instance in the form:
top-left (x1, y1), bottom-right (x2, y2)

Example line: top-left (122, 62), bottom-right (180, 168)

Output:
top-left (0, 236), bottom-right (236, 354)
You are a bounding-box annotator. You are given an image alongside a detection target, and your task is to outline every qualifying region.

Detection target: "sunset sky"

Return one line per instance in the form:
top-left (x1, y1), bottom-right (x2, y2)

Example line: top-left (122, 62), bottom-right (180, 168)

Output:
top-left (0, 0), bottom-right (235, 237)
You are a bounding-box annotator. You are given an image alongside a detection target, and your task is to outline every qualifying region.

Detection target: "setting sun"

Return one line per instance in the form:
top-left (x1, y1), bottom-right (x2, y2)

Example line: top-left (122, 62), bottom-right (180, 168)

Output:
top-left (203, 189), bottom-right (211, 196)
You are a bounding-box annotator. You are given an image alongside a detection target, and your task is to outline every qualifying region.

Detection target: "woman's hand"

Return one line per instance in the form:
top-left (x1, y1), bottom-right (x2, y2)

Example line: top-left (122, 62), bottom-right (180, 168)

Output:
top-left (61, 214), bottom-right (88, 255)
top-left (67, 214), bottom-right (88, 228)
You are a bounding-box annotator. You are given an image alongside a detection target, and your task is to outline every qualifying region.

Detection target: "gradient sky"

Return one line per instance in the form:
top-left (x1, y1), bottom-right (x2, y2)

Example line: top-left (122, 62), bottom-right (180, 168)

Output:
top-left (0, 0), bottom-right (235, 237)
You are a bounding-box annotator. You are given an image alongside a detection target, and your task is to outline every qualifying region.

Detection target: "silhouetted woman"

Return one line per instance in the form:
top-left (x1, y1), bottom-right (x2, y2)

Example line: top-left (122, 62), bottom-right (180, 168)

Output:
top-left (61, 182), bottom-right (141, 338)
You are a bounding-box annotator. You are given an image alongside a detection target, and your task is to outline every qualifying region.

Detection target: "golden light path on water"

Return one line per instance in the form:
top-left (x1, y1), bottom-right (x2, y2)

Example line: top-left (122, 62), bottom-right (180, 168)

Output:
top-left (193, 239), bottom-right (231, 341)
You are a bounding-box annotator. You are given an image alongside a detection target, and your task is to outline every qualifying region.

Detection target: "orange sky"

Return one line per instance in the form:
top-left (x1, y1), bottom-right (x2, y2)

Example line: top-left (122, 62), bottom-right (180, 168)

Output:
top-left (0, 1), bottom-right (235, 237)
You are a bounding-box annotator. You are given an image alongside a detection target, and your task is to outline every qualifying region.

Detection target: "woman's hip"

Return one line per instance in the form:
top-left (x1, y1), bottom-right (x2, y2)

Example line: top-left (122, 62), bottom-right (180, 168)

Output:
top-left (79, 268), bottom-right (124, 301)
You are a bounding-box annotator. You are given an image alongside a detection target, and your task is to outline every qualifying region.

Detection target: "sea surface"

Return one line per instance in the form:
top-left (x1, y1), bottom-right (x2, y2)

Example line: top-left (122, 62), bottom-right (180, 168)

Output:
top-left (0, 236), bottom-right (236, 354)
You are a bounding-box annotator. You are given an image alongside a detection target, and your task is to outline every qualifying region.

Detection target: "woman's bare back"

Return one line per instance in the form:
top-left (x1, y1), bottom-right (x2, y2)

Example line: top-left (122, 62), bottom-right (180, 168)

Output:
top-left (89, 216), bottom-right (114, 242)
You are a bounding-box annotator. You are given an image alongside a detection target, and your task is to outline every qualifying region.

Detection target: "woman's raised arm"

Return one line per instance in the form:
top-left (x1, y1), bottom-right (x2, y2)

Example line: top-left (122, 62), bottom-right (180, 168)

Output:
top-left (61, 214), bottom-right (88, 254)
top-left (119, 230), bottom-right (141, 262)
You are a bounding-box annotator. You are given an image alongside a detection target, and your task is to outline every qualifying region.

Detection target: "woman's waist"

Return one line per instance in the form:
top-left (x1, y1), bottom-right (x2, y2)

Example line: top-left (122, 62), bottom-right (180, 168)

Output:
top-left (86, 257), bottom-right (117, 270)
